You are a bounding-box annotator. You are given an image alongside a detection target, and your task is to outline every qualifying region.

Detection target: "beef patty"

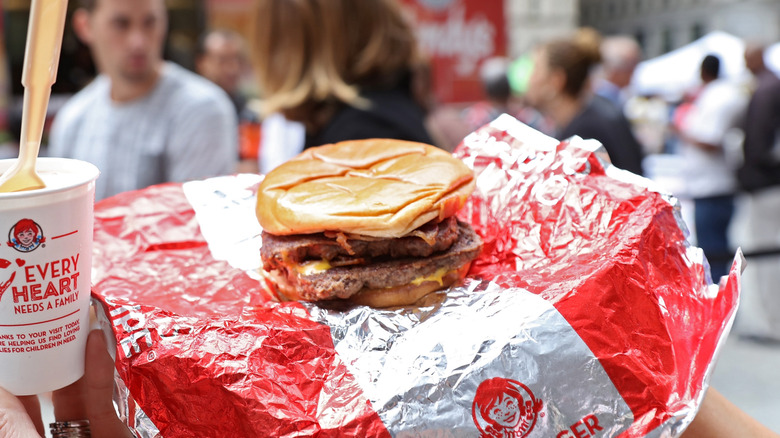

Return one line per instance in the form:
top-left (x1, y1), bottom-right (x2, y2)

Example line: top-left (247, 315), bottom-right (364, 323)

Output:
top-left (261, 216), bottom-right (460, 270)
top-left (264, 221), bottom-right (482, 301)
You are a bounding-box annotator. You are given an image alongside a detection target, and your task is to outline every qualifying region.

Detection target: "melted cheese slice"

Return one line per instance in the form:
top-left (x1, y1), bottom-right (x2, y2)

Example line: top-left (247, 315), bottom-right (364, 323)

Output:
top-left (295, 259), bottom-right (332, 276)
top-left (410, 267), bottom-right (449, 286)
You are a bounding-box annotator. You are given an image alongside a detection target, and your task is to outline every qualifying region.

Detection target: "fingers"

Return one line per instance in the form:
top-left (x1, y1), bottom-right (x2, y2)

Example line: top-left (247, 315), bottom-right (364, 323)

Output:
top-left (0, 387), bottom-right (41, 438)
top-left (83, 329), bottom-right (134, 438)
top-left (52, 354), bottom-right (88, 421)
top-left (52, 329), bottom-right (133, 438)
top-left (17, 395), bottom-right (44, 436)
top-left (52, 306), bottom-right (98, 421)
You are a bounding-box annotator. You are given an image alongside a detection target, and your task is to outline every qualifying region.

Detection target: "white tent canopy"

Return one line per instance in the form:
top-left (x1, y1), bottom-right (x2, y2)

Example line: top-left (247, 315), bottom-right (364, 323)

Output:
top-left (631, 31), bottom-right (748, 101)
top-left (766, 42), bottom-right (780, 76)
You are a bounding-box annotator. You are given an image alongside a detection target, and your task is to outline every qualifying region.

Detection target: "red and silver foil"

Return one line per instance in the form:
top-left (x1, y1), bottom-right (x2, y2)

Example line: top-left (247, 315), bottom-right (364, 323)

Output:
top-left (91, 115), bottom-right (739, 437)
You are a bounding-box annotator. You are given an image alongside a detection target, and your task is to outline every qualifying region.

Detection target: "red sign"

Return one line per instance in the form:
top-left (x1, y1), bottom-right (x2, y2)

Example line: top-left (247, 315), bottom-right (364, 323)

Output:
top-left (399, 0), bottom-right (506, 104)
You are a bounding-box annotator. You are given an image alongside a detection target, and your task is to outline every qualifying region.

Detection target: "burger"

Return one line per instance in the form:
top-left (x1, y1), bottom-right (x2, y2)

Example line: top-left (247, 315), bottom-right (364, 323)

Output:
top-left (255, 139), bottom-right (482, 307)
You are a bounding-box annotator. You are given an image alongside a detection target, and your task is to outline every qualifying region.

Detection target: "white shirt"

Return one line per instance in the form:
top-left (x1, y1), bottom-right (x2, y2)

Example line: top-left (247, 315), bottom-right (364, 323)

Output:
top-left (49, 62), bottom-right (238, 200)
top-left (258, 112), bottom-right (306, 174)
top-left (680, 79), bottom-right (748, 198)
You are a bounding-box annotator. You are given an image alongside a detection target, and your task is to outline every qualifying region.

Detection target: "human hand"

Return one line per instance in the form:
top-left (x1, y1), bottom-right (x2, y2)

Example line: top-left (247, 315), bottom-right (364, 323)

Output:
top-left (681, 387), bottom-right (780, 438)
top-left (0, 386), bottom-right (39, 437)
top-left (0, 329), bottom-right (133, 438)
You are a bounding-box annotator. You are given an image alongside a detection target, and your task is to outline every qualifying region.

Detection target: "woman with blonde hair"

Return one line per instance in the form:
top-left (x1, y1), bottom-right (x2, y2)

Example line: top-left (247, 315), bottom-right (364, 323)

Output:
top-left (250, 0), bottom-right (434, 153)
top-left (525, 28), bottom-right (644, 175)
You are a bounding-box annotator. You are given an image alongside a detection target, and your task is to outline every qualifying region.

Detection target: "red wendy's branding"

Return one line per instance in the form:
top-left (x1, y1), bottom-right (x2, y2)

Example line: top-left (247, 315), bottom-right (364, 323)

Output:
top-left (0, 218), bottom-right (81, 312)
top-left (472, 378), bottom-right (543, 438)
top-left (399, 0), bottom-right (507, 103)
top-left (0, 259), bottom-right (15, 303)
top-left (7, 219), bottom-right (45, 253)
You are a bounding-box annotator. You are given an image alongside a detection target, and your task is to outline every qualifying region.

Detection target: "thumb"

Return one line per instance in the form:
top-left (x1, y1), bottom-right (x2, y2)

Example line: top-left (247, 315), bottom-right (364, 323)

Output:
top-left (0, 386), bottom-right (40, 438)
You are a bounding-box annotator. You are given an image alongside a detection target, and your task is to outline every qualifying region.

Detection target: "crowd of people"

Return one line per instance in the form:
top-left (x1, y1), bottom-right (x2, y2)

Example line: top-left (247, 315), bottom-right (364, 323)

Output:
top-left (1, 0), bottom-right (779, 435)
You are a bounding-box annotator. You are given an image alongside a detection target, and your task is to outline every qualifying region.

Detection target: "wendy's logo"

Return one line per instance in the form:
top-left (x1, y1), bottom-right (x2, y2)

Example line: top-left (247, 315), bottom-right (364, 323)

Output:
top-left (472, 378), bottom-right (543, 438)
top-left (7, 219), bottom-right (45, 253)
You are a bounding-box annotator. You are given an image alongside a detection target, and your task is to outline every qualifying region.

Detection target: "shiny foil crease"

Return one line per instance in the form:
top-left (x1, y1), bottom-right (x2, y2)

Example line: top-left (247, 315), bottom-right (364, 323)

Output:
top-left (91, 115), bottom-right (739, 437)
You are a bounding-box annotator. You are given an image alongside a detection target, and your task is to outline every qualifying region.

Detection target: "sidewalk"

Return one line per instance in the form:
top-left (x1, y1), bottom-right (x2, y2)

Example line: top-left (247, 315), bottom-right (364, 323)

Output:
top-left (710, 333), bottom-right (780, 433)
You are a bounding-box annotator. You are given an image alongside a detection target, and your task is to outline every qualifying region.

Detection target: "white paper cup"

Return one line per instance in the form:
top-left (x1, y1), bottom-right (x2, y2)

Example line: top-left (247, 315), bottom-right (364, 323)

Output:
top-left (0, 157), bottom-right (99, 395)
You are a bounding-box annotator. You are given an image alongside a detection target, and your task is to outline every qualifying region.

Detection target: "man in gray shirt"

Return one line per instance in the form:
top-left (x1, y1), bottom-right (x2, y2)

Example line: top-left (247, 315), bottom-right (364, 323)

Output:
top-left (49, 0), bottom-right (237, 200)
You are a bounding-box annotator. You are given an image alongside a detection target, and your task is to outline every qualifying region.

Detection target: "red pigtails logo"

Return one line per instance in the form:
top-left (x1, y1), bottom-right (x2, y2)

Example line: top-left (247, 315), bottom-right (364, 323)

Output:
top-left (7, 219), bottom-right (45, 253)
top-left (472, 377), bottom-right (543, 438)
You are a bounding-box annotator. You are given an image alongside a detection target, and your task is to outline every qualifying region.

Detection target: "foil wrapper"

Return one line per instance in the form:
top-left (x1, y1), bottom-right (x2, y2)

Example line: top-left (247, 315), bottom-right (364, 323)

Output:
top-left (91, 115), bottom-right (739, 437)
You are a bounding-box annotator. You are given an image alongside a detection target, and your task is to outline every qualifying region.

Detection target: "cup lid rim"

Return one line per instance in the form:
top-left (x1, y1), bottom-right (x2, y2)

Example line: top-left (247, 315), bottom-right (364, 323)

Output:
top-left (0, 157), bottom-right (100, 199)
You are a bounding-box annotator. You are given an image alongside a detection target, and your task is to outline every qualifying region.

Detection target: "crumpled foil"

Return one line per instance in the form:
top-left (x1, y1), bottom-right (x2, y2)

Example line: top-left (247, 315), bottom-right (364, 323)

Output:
top-left (91, 115), bottom-right (739, 437)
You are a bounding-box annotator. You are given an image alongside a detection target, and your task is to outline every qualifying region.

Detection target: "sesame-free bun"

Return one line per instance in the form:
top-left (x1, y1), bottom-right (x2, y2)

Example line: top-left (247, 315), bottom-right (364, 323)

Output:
top-left (257, 139), bottom-right (475, 238)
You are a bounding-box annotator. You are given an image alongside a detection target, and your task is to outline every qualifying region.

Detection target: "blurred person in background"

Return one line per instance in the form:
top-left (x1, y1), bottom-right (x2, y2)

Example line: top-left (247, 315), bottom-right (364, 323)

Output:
top-left (731, 42), bottom-right (780, 343)
top-left (428, 56), bottom-right (521, 152)
top-left (739, 42), bottom-right (780, 193)
top-left (596, 34), bottom-right (669, 157)
top-left (196, 28), bottom-right (261, 173)
top-left (195, 29), bottom-right (254, 120)
top-left (249, 0), bottom-right (434, 158)
top-left (524, 28), bottom-right (644, 176)
top-left (0, 26), bottom-right (12, 160)
top-left (461, 57), bottom-right (514, 130)
top-left (457, 56), bottom-right (552, 136)
top-left (672, 54), bottom-right (748, 281)
top-left (48, 0), bottom-right (237, 200)
top-left (594, 34), bottom-right (642, 109)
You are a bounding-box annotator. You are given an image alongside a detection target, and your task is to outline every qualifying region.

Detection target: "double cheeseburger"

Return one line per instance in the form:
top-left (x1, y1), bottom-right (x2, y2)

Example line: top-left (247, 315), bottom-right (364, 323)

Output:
top-left (256, 139), bottom-right (482, 307)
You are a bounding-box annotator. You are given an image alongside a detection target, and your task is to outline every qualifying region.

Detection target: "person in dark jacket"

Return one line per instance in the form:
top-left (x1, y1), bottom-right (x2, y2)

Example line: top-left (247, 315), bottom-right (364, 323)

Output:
top-left (524, 28), bottom-right (644, 176)
top-left (249, 0), bottom-right (433, 153)
top-left (730, 42), bottom-right (780, 342)
top-left (738, 43), bottom-right (780, 192)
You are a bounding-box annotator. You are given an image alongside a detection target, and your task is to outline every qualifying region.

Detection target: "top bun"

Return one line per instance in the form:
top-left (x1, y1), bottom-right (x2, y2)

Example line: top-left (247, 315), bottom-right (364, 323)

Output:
top-left (257, 139), bottom-right (475, 238)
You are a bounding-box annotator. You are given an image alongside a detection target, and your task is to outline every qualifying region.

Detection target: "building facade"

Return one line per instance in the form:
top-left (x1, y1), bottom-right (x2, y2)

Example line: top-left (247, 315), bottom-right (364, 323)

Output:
top-left (579, 0), bottom-right (780, 58)
top-left (506, 0), bottom-right (579, 57)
